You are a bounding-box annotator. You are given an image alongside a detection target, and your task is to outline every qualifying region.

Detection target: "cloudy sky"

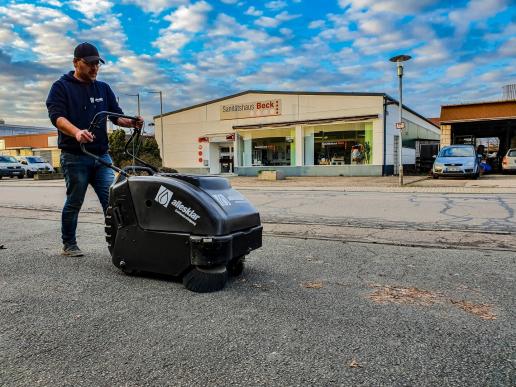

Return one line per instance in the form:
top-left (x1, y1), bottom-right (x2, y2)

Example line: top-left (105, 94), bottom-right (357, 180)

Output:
top-left (0, 0), bottom-right (515, 128)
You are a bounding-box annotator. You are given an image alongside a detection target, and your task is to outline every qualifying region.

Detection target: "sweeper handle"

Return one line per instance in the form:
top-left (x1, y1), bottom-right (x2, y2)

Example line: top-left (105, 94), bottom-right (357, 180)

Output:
top-left (80, 111), bottom-right (141, 177)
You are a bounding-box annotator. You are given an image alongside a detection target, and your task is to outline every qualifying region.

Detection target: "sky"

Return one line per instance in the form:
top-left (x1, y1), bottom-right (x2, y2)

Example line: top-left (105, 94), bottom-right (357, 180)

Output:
top-left (0, 0), bottom-right (515, 129)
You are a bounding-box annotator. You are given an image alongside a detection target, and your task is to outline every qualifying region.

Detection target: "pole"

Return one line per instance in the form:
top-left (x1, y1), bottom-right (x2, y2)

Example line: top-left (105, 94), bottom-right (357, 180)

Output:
top-left (398, 63), bottom-right (403, 186)
top-left (159, 91), bottom-right (164, 164)
top-left (137, 93), bottom-right (141, 117)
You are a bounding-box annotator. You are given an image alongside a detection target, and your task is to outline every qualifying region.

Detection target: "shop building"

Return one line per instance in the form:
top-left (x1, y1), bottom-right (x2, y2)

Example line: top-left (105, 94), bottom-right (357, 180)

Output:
top-left (153, 91), bottom-right (439, 176)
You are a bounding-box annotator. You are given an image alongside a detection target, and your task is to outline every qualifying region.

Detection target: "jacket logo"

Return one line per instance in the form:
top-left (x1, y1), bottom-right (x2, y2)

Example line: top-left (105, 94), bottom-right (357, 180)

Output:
top-left (90, 97), bottom-right (104, 103)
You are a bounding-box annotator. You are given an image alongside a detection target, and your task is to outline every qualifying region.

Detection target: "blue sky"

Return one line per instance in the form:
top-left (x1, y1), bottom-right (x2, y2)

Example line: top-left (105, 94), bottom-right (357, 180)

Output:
top-left (0, 0), bottom-right (515, 128)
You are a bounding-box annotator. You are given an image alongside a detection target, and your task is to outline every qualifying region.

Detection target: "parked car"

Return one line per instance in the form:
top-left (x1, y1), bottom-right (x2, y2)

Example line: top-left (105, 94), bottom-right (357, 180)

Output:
top-left (16, 156), bottom-right (55, 178)
top-left (0, 155), bottom-right (25, 179)
top-left (432, 144), bottom-right (480, 179)
top-left (501, 148), bottom-right (516, 173)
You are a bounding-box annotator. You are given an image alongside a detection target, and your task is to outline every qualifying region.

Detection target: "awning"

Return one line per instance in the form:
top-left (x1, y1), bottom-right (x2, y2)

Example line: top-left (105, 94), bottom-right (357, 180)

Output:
top-left (233, 114), bottom-right (378, 130)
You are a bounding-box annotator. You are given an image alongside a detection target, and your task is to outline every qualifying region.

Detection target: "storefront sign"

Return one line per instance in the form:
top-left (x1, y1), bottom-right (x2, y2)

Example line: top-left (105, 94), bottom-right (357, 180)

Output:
top-left (220, 99), bottom-right (282, 120)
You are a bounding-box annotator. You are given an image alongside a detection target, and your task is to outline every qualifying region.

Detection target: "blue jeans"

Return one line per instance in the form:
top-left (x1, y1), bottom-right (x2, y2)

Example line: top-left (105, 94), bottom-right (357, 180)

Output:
top-left (60, 152), bottom-right (115, 247)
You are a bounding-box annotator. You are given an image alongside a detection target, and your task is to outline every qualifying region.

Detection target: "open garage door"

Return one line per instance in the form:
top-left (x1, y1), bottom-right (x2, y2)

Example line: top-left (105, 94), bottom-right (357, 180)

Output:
top-left (440, 100), bottom-right (516, 173)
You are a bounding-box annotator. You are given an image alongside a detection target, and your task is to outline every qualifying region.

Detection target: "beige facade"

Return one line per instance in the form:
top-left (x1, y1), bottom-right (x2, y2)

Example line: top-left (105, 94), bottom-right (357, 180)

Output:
top-left (154, 91), bottom-right (439, 176)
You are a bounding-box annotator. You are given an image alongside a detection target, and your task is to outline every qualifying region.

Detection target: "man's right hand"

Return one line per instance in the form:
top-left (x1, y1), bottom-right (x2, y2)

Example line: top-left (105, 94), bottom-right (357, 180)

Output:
top-left (75, 129), bottom-right (94, 143)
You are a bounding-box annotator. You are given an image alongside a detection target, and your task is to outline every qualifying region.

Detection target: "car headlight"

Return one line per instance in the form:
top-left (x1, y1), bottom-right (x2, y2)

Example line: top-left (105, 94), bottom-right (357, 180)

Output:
top-left (433, 163), bottom-right (443, 171)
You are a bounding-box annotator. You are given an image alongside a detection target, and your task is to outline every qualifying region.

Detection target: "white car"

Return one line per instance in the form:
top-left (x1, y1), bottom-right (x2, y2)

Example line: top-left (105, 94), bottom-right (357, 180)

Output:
top-left (0, 155), bottom-right (25, 179)
top-left (16, 156), bottom-right (55, 178)
top-left (502, 148), bottom-right (516, 173)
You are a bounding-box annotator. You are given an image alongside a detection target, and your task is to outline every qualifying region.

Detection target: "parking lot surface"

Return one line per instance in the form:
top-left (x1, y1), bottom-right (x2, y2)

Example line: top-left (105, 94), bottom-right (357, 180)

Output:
top-left (1, 216), bottom-right (514, 386)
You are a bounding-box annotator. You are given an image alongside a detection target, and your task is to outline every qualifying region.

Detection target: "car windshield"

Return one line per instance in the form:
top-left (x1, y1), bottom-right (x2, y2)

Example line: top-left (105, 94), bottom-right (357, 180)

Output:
top-left (439, 147), bottom-right (475, 157)
top-left (0, 156), bottom-right (18, 163)
top-left (508, 150), bottom-right (516, 157)
top-left (27, 157), bottom-right (45, 163)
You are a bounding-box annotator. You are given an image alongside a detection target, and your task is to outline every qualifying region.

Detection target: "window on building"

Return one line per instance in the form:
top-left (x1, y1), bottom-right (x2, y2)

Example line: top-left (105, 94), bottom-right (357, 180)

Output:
top-left (238, 128), bottom-right (295, 167)
top-left (306, 122), bottom-right (373, 165)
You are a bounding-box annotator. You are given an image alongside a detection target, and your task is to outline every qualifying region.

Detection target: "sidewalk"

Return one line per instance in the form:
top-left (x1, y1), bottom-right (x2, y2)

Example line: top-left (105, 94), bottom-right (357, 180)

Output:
top-left (228, 174), bottom-right (516, 193)
top-left (1, 174), bottom-right (515, 193)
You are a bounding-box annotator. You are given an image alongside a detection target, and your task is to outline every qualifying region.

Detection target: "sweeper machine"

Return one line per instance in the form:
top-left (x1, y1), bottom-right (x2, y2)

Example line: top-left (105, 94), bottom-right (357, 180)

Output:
top-left (81, 111), bottom-right (262, 292)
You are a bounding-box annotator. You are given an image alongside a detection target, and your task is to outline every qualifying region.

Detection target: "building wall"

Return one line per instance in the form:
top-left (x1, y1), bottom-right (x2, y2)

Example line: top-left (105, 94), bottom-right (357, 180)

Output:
top-left (157, 92), bottom-right (437, 176)
top-left (159, 93), bottom-right (385, 171)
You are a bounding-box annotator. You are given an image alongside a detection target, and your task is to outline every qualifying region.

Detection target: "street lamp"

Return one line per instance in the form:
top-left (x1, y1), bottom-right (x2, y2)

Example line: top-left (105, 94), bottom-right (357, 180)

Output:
top-left (124, 93), bottom-right (141, 116)
top-left (389, 54), bottom-right (411, 186)
top-left (146, 90), bottom-right (164, 163)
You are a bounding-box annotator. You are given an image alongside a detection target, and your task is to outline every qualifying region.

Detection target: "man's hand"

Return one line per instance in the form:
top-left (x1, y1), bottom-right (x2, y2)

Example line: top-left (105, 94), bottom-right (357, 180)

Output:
top-left (75, 129), bottom-right (94, 143)
top-left (117, 116), bottom-right (144, 129)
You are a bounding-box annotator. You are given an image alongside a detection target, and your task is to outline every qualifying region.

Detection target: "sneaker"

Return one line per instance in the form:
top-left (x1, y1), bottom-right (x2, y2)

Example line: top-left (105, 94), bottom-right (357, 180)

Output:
top-left (62, 244), bottom-right (84, 257)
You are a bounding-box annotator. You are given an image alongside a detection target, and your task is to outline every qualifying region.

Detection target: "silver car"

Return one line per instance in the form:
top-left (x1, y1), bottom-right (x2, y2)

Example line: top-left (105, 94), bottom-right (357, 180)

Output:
top-left (502, 148), bottom-right (516, 173)
top-left (432, 145), bottom-right (480, 179)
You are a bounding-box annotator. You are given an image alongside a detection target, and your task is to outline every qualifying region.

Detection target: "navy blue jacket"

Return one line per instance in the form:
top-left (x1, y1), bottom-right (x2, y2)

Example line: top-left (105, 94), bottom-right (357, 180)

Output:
top-left (46, 72), bottom-right (123, 155)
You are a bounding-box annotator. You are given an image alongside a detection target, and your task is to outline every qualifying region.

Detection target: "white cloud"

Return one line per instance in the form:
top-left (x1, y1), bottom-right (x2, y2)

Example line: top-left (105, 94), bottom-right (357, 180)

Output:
top-left (153, 1), bottom-right (212, 58)
top-left (245, 6), bottom-right (263, 16)
top-left (255, 11), bottom-right (300, 28)
top-left (339, 0), bottom-right (438, 15)
top-left (163, 1), bottom-right (212, 32)
top-left (265, 1), bottom-right (287, 10)
top-left (498, 37), bottom-right (516, 57)
top-left (445, 63), bottom-right (475, 79)
top-left (449, 0), bottom-right (509, 36)
top-left (69, 0), bottom-right (113, 18)
top-left (308, 20), bottom-right (325, 29)
top-left (121, 0), bottom-right (189, 14)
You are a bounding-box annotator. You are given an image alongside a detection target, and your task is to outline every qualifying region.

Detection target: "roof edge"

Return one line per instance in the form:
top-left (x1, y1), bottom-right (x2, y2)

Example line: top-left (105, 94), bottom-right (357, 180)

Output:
top-left (154, 90), bottom-right (388, 119)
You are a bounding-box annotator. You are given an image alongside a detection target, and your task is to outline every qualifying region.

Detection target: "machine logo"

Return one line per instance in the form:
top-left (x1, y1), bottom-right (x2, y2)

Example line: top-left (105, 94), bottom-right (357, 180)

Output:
top-left (155, 186), bottom-right (173, 208)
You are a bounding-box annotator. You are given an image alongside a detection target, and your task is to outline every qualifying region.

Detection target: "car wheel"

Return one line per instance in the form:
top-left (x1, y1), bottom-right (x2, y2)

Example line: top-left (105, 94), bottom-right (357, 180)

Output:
top-left (471, 173), bottom-right (479, 180)
top-left (432, 174), bottom-right (439, 179)
top-left (17, 174), bottom-right (24, 179)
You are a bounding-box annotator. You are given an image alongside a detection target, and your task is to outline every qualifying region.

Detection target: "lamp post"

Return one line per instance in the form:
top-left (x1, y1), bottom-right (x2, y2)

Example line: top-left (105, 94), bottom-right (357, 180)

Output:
top-left (146, 90), bottom-right (164, 163)
top-left (124, 93), bottom-right (141, 116)
top-left (389, 54), bottom-right (411, 186)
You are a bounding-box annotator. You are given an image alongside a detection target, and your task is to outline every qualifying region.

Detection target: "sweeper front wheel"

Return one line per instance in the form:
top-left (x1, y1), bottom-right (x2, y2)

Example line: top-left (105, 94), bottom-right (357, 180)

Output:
top-left (182, 265), bottom-right (228, 293)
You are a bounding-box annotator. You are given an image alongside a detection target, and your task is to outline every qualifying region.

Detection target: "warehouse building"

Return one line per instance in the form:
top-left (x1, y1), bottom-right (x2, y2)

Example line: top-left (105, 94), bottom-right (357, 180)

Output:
top-left (439, 91), bottom-right (516, 171)
top-left (153, 91), bottom-right (439, 176)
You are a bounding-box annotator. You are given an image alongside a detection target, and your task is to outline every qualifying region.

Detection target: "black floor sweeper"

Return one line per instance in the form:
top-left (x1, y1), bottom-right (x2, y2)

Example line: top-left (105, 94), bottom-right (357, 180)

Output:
top-left (81, 111), bottom-right (262, 292)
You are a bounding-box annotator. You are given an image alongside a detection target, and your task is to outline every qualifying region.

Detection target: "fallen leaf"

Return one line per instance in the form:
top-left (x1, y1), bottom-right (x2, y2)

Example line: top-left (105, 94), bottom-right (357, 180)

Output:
top-left (450, 299), bottom-right (497, 320)
top-left (302, 281), bottom-right (323, 289)
top-left (349, 358), bottom-right (362, 368)
top-left (368, 285), bottom-right (439, 306)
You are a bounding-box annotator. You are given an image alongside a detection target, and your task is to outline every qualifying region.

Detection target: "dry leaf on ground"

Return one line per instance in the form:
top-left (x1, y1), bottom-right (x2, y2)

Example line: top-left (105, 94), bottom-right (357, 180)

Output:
top-left (349, 358), bottom-right (362, 368)
top-left (368, 284), bottom-right (439, 306)
top-left (450, 300), bottom-right (497, 320)
top-left (302, 281), bottom-right (324, 289)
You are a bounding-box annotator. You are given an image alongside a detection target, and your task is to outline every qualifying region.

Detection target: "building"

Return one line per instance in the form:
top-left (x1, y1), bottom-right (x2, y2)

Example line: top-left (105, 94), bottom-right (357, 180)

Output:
top-left (0, 123), bottom-right (58, 166)
top-left (153, 91), bottom-right (439, 176)
top-left (439, 97), bottom-right (516, 170)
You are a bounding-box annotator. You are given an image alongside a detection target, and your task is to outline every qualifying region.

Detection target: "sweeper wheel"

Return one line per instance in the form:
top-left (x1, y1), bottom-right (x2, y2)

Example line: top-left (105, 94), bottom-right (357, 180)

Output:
top-left (105, 206), bottom-right (117, 254)
top-left (182, 265), bottom-right (228, 293)
top-left (227, 256), bottom-right (245, 277)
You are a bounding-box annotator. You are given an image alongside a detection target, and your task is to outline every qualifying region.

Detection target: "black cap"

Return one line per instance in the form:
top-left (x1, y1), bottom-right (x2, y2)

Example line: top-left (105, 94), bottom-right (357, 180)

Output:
top-left (74, 42), bottom-right (105, 64)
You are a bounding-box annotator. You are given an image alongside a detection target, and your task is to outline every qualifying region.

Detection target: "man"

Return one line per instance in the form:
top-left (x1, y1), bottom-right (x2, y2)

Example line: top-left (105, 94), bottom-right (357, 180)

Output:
top-left (46, 42), bottom-right (143, 257)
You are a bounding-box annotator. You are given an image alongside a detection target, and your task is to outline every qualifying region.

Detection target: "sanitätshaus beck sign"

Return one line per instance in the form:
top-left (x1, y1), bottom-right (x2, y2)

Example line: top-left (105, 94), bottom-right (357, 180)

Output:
top-left (220, 99), bottom-right (282, 120)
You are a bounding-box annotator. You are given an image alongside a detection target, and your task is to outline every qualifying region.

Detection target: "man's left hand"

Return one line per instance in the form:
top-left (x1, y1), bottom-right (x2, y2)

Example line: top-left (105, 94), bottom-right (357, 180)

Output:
top-left (117, 116), bottom-right (144, 129)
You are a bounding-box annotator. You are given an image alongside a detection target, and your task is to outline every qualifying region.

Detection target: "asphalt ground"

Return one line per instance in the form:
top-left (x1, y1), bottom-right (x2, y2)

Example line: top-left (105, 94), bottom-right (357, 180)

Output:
top-left (1, 216), bottom-right (515, 386)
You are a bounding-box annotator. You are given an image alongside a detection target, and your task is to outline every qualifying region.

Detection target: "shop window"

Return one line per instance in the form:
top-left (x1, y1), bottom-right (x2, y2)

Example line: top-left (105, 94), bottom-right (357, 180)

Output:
top-left (238, 128), bottom-right (294, 167)
top-left (252, 137), bottom-right (292, 166)
top-left (311, 123), bottom-right (372, 165)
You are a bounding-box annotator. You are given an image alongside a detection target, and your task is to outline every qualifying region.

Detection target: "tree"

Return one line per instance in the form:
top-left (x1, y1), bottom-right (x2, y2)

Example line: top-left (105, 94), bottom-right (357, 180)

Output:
top-left (108, 129), bottom-right (127, 167)
top-left (108, 129), bottom-right (162, 169)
